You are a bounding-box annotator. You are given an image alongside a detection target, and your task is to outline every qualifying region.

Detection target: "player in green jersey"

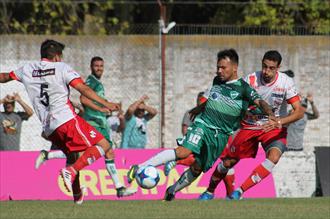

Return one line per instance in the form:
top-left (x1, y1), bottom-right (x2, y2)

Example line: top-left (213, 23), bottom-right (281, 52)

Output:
top-left (80, 56), bottom-right (136, 197)
top-left (127, 49), bottom-right (275, 201)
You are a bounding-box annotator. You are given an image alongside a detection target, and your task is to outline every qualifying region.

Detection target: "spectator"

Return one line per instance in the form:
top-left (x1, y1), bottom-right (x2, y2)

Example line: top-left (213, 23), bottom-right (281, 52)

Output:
top-left (120, 95), bottom-right (157, 149)
top-left (106, 108), bottom-right (125, 148)
top-left (0, 93), bottom-right (33, 151)
top-left (181, 91), bottom-right (206, 135)
top-left (287, 92), bottom-right (319, 151)
top-left (282, 69), bottom-right (320, 151)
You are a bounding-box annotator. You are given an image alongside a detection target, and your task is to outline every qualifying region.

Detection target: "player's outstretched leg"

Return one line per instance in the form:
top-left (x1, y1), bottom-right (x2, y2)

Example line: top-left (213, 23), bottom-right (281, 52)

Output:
top-left (164, 165), bottom-right (201, 201)
top-left (198, 161), bottom-right (230, 200)
top-left (127, 165), bottom-right (139, 184)
top-left (35, 150), bottom-right (49, 169)
top-left (61, 144), bottom-right (107, 192)
top-left (164, 161), bottom-right (176, 176)
top-left (60, 166), bottom-right (77, 192)
top-left (230, 159), bottom-right (275, 200)
top-left (164, 154), bottom-right (196, 176)
top-left (116, 186), bottom-right (137, 198)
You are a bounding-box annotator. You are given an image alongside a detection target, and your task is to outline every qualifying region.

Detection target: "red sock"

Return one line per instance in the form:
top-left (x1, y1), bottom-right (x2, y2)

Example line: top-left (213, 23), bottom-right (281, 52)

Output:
top-left (224, 173), bottom-right (235, 196)
top-left (177, 154), bottom-right (195, 166)
top-left (72, 146), bottom-right (103, 172)
top-left (241, 163), bottom-right (271, 192)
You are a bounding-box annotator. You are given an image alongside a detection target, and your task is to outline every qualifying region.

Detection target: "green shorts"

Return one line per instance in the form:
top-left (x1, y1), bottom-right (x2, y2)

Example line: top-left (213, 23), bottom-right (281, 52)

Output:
top-left (93, 125), bottom-right (113, 148)
top-left (182, 121), bottom-right (229, 172)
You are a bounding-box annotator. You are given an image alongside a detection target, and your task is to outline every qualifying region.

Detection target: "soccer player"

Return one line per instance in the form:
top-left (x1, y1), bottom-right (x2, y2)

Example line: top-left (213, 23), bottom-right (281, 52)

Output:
top-left (0, 39), bottom-right (125, 204)
top-left (163, 91), bottom-right (236, 199)
top-left (126, 49), bottom-right (275, 201)
top-left (35, 56), bottom-right (136, 198)
top-left (198, 50), bottom-right (304, 200)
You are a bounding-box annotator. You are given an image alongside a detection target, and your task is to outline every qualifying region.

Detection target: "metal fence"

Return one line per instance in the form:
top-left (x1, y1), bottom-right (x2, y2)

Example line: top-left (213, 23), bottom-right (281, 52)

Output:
top-left (1, 23), bottom-right (328, 35)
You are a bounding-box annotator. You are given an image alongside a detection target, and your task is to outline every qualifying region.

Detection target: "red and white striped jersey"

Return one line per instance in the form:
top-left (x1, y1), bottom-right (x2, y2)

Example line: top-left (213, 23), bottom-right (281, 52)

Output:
top-left (10, 60), bottom-right (83, 136)
top-left (241, 71), bottom-right (300, 129)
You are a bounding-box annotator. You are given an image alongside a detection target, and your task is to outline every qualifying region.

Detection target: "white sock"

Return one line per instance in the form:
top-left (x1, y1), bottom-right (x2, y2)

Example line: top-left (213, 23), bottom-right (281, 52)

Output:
top-left (169, 169), bottom-right (198, 194)
top-left (140, 149), bottom-right (176, 167)
top-left (48, 150), bottom-right (66, 159)
top-left (105, 159), bottom-right (123, 189)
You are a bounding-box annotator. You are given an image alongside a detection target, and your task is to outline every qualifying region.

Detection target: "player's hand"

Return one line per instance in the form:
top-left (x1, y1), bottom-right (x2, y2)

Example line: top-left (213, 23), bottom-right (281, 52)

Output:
top-left (100, 107), bottom-right (111, 114)
top-left (13, 92), bottom-right (21, 101)
top-left (262, 117), bottom-right (281, 132)
top-left (106, 102), bottom-right (121, 112)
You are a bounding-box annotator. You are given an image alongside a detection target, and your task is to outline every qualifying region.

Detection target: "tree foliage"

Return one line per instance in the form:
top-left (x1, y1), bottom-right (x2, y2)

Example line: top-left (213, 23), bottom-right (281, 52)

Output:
top-left (0, 0), bottom-right (328, 35)
top-left (242, 0), bottom-right (330, 34)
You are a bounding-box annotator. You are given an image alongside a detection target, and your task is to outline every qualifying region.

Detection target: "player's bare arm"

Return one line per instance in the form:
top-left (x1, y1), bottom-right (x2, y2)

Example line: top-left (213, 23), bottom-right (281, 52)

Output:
top-left (0, 73), bottom-right (13, 83)
top-left (279, 100), bottom-right (304, 125)
top-left (189, 101), bottom-right (207, 121)
top-left (73, 82), bottom-right (120, 112)
top-left (254, 99), bottom-right (275, 117)
top-left (262, 100), bottom-right (304, 132)
top-left (80, 95), bottom-right (111, 114)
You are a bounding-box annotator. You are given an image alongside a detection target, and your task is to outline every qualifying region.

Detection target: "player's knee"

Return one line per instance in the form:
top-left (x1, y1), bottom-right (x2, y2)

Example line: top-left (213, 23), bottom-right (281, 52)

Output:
top-left (267, 148), bottom-right (282, 164)
top-left (223, 158), bottom-right (237, 169)
top-left (175, 146), bottom-right (192, 160)
top-left (190, 163), bottom-right (202, 177)
top-left (105, 148), bottom-right (115, 160)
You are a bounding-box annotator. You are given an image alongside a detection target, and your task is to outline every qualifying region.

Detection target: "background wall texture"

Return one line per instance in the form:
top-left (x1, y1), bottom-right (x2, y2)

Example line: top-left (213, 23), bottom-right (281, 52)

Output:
top-left (1, 35), bottom-right (329, 197)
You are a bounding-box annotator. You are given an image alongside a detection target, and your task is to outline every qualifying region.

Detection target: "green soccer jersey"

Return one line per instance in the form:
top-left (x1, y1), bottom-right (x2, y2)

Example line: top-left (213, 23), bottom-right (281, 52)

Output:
top-left (82, 74), bottom-right (108, 128)
top-left (196, 76), bottom-right (260, 135)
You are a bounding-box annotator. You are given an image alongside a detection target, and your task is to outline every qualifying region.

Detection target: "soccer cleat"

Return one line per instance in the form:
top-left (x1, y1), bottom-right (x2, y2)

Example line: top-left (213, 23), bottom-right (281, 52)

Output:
top-left (60, 167), bottom-right (76, 193)
top-left (116, 186), bottom-right (137, 198)
top-left (230, 189), bottom-right (243, 200)
top-left (164, 161), bottom-right (176, 176)
top-left (35, 150), bottom-right (48, 169)
top-left (74, 186), bottom-right (87, 205)
top-left (198, 191), bottom-right (214, 200)
top-left (127, 165), bottom-right (139, 184)
top-left (164, 186), bottom-right (175, 201)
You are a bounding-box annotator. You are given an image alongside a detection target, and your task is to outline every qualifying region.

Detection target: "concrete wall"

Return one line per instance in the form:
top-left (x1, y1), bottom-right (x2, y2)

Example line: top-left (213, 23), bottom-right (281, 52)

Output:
top-left (0, 35), bottom-right (329, 197)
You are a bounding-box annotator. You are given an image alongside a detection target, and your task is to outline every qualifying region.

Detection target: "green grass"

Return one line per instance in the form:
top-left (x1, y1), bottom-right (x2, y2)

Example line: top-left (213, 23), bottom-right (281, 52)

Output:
top-left (0, 198), bottom-right (329, 219)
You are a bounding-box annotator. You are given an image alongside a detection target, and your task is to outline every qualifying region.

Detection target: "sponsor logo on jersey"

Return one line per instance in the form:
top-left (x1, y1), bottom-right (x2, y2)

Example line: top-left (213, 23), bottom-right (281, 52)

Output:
top-left (230, 91), bottom-right (239, 99)
top-left (271, 93), bottom-right (284, 98)
top-left (32, 68), bottom-right (55, 77)
top-left (90, 130), bottom-right (96, 138)
top-left (211, 92), bottom-right (220, 101)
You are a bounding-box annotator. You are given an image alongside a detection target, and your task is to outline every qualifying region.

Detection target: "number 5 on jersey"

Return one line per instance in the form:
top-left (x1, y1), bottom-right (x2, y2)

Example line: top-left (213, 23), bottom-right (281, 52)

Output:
top-left (40, 83), bottom-right (49, 107)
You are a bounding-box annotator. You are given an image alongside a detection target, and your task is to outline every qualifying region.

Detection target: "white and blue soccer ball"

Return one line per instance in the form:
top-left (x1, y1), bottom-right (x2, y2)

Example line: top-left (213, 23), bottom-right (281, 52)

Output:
top-left (135, 165), bottom-right (160, 189)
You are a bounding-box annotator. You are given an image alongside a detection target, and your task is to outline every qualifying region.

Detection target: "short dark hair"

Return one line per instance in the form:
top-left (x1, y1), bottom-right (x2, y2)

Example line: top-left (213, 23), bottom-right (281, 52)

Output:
top-left (217, 49), bottom-right (239, 65)
top-left (262, 50), bottom-right (282, 66)
top-left (282, 69), bottom-right (295, 78)
top-left (40, 39), bottom-right (65, 59)
top-left (90, 56), bottom-right (104, 67)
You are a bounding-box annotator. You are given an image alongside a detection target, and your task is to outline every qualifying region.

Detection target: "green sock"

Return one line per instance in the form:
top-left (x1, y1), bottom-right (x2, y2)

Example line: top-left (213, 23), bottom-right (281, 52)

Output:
top-left (105, 159), bottom-right (123, 189)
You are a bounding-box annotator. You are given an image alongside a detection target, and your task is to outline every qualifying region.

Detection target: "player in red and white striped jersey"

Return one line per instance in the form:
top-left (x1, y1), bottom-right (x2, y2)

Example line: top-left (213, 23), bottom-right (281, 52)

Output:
top-left (199, 50), bottom-right (305, 200)
top-left (0, 39), bottom-right (122, 203)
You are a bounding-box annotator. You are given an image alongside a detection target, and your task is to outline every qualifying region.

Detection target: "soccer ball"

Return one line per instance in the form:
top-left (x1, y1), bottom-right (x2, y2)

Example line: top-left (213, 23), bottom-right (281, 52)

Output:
top-left (135, 165), bottom-right (160, 189)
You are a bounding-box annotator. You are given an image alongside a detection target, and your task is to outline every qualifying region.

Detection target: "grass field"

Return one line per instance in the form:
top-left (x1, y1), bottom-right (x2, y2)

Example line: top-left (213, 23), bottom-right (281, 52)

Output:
top-left (1, 198), bottom-right (329, 219)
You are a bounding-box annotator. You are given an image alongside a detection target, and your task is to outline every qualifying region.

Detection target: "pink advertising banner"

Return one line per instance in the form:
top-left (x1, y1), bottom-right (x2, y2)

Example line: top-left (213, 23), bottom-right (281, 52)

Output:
top-left (0, 149), bottom-right (275, 201)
